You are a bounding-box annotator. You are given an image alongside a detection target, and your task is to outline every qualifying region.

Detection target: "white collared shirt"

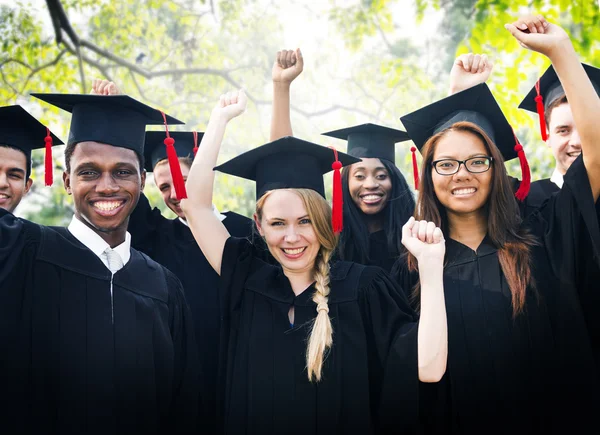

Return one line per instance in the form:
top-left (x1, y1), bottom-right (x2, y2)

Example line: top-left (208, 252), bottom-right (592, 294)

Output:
top-left (68, 215), bottom-right (131, 270)
top-left (550, 168), bottom-right (564, 189)
top-left (178, 204), bottom-right (227, 227)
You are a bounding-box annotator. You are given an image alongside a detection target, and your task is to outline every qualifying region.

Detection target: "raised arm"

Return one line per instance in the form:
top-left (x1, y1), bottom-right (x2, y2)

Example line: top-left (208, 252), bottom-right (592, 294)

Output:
top-left (180, 90), bottom-right (247, 275)
top-left (270, 48), bottom-right (304, 141)
top-left (505, 15), bottom-right (600, 200)
top-left (448, 53), bottom-right (494, 95)
top-left (401, 217), bottom-right (447, 383)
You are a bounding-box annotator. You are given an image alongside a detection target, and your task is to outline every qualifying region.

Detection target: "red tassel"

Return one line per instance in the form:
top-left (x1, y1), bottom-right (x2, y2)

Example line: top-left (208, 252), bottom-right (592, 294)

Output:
top-left (44, 128), bottom-right (53, 186)
top-left (512, 130), bottom-right (531, 202)
top-left (534, 80), bottom-right (548, 142)
top-left (192, 130), bottom-right (199, 157)
top-left (161, 111), bottom-right (187, 200)
top-left (410, 146), bottom-right (419, 190)
top-left (329, 147), bottom-right (343, 234)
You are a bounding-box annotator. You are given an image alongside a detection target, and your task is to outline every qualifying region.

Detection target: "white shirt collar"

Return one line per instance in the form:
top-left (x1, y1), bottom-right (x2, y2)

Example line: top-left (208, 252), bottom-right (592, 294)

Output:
top-left (178, 204), bottom-right (227, 227)
top-left (68, 215), bottom-right (131, 268)
top-left (550, 168), bottom-right (564, 189)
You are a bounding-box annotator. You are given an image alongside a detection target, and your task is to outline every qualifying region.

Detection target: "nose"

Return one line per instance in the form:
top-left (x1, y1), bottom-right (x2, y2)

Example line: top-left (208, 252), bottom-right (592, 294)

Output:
top-left (169, 187), bottom-right (178, 202)
top-left (363, 175), bottom-right (379, 189)
top-left (284, 224), bottom-right (300, 243)
top-left (0, 172), bottom-right (8, 188)
top-left (452, 162), bottom-right (472, 181)
top-left (96, 172), bottom-right (119, 193)
top-left (569, 128), bottom-right (581, 148)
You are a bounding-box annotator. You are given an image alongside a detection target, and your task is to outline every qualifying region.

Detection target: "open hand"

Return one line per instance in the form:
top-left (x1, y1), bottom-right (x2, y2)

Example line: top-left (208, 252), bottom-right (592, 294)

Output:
top-left (449, 53), bottom-right (493, 95)
top-left (504, 15), bottom-right (571, 58)
top-left (272, 48), bottom-right (304, 84)
top-left (212, 90), bottom-right (248, 122)
top-left (90, 79), bottom-right (121, 95)
top-left (401, 217), bottom-right (445, 262)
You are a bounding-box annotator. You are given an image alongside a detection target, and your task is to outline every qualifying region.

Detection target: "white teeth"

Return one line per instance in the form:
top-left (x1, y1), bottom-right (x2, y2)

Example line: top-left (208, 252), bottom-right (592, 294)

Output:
top-left (362, 195), bottom-right (382, 201)
top-left (93, 201), bottom-right (123, 211)
top-left (283, 247), bottom-right (306, 255)
top-left (452, 188), bottom-right (476, 195)
top-left (0, 194), bottom-right (8, 199)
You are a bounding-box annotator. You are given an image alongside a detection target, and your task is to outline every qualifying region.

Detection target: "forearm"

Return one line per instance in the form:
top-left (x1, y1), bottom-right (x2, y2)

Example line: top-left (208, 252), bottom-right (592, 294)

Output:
top-left (184, 115), bottom-right (229, 211)
top-left (549, 41), bottom-right (600, 197)
top-left (270, 82), bottom-right (293, 141)
top-left (416, 261), bottom-right (447, 383)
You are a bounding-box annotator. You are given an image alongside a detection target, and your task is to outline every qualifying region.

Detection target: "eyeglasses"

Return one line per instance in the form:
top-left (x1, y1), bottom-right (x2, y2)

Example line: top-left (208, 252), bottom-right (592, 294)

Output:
top-left (431, 156), bottom-right (494, 176)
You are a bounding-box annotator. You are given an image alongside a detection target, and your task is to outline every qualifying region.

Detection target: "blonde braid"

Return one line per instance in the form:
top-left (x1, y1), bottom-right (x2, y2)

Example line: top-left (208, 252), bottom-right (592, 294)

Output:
top-left (306, 248), bottom-right (333, 382)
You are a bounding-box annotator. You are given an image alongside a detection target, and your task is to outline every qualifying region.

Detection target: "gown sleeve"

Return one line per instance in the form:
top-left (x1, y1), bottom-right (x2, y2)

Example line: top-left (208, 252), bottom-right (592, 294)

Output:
top-left (164, 269), bottom-right (201, 434)
top-left (128, 193), bottom-right (168, 256)
top-left (0, 209), bottom-right (33, 285)
top-left (532, 155), bottom-right (600, 284)
top-left (357, 266), bottom-right (420, 434)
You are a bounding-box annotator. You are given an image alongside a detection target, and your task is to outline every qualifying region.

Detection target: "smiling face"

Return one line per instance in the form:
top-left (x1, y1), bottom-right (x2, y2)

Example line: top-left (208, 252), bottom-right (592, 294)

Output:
top-left (153, 158), bottom-right (190, 219)
top-left (254, 189), bottom-right (321, 274)
top-left (0, 146), bottom-right (32, 213)
top-left (347, 157), bottom-right (392, 215)
top-left (546, 102), bottom-right (581, 175)
top-left (63, 141), bottom-right (145, 245)
top-left (431, 129), bottom-right (493, 217)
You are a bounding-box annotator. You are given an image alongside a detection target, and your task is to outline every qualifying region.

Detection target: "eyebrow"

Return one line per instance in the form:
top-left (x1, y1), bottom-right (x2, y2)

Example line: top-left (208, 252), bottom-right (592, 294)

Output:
top-left (7, 167), bottom-right (26, 175)
top-left (268, 215), bottom-right (309, 221)
top-left (435, 153), bottom-right (488, 160)
top-left (74, 161), bottom-right (138, 171)
top-left (553, 124), bottom-right (571, 131)
top-left (352, 166), bottom-right (388, 172)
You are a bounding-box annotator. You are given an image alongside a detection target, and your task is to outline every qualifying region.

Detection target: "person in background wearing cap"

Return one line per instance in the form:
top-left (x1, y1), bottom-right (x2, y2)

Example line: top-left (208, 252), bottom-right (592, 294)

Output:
top-left (393, 14), bottom-right (600, 434)
top-left (181, 89), bottom-right (449, 434)
top-left (89, 79), bottom-right (253, 434)
top-left (270, 49), bottom-right (416, 272)
top-left (0, 105), bottom-right (62, 213)
top-left (0, 93), bottom-right (200, 434)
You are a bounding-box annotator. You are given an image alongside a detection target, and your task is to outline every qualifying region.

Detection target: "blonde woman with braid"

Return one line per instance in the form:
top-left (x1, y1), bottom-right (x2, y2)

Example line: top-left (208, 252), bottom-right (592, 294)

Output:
top-left (181, 90), bottom-right (448, 434)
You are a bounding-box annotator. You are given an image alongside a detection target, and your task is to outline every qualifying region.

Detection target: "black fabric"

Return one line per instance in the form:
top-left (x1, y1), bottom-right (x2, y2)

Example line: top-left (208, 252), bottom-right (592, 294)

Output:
top-left (0, 105), bottom-right (63, 157)
top-left (322, 123), bottom-right (410, 163)
top-left (31, 94), bottom-right (183, 153)
top-left (0, 212), bottom-right (200, 435)
top-left (128, 193), bottom-right (253, 434)
top-left (367, 230), bottom-right (398, 273)
top-left (392, 156), bottom-right (600, 434)
top-left (216, 236), bottom-right (420, 434)
top-left (214, 136), bottom-right (360, 199)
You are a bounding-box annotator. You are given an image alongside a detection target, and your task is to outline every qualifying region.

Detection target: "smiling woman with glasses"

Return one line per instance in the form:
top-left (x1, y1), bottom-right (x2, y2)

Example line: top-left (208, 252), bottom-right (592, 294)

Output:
top-left (432, 156), bottom-right (494, 175)
top-left (393, 14), bottom-right (600, 433)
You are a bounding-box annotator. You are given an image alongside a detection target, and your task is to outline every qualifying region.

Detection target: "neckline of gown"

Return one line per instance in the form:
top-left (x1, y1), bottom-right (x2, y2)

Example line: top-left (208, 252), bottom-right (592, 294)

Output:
top-left (445, 235), bottom-right (498, 267)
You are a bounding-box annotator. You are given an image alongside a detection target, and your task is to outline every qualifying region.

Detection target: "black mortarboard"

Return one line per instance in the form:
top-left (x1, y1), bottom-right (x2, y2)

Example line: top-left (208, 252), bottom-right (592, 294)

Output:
top-left (144, 130), bottom-right (204, 172)
top-left (30, 94), bottom-right (183, 154)
top-left (214, 136), bottom-right (361, 233)
top-left (0, 105), bottom-right (63, 185)
top-left (400, 84), bottom-right (530, 200)
top-left (518, 63), bottom-right (600, 141)
top-left (321, 123), bottom-right (410, 163)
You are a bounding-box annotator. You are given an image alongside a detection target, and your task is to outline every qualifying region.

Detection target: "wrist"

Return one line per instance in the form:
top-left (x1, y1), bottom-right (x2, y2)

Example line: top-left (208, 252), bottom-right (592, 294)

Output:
top-left (273, 81), bottom-right (292, 89)
top-left (546, 38), bottom-right (574, 61)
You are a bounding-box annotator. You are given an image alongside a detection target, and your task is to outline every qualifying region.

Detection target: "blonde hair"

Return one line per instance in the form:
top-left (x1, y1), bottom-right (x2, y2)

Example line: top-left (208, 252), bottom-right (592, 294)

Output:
top-left (256, 188), bottom-right (338, 382)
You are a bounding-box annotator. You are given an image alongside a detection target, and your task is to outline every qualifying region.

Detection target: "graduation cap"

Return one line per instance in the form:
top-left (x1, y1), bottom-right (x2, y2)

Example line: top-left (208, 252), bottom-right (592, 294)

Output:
top-left (30, 93), bottom-right (189, 198)
top-left (0, 105), bottom-right (63, 186)
top-left (144, 130), bottom-right (204, 172)
top-left (321, 123), bottom-right (420, 188)
top-left (518, 63), bottom-right (600, 141)
top-left (214, 136), bottom-right (361, 233)
top-left (400, 83), bottom-right (530, 201)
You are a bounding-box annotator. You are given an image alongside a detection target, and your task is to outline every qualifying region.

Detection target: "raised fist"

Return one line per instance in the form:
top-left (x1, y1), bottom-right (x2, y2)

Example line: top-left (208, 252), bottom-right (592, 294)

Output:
top-left (449, 53), bottom-right (494, 95)
top-left (272, 48), bottom-right (304, 84)
top-left (90, 79), bottom-right (121, 95)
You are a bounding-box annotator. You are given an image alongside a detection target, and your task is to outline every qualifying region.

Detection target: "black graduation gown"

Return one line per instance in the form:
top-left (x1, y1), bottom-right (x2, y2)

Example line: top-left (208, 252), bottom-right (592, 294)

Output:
top-left (128, 193), bottom-right (253, 432)
top-left (394, 156), bottom-right (600, 434)
top-left (217, 236), bottom-right (421, 434)
top-left (368, 230), bottom-right (398, 273)
top-left (0, 211), bottom-right (200, 435)
top-left (522, 177), bottom-right (560, 217)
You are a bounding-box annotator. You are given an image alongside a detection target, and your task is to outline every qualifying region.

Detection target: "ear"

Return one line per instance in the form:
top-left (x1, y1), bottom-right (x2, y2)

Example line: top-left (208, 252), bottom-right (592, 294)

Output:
top-left (62, 170), bottom-right (72, 195)
top-left (140, 169), bottom-right (146, 191)
top-left (253, 213), bottom-right (264, 236)
top-left (24, 178), bottom-right (33, 194)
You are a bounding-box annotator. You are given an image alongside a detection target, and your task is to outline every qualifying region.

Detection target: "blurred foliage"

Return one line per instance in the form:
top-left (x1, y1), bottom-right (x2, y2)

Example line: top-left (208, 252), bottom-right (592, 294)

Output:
top-left (2, 0), bottom-right (599, 224)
